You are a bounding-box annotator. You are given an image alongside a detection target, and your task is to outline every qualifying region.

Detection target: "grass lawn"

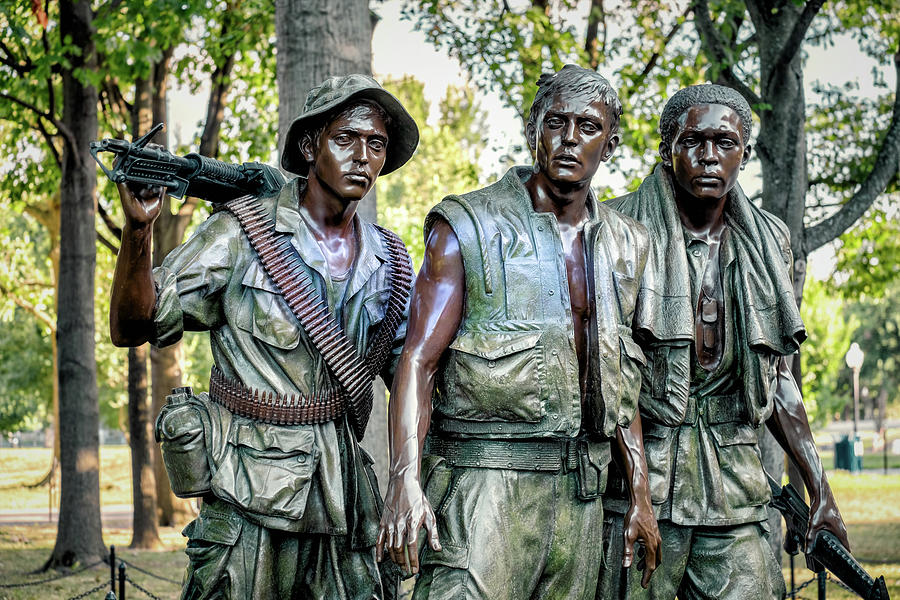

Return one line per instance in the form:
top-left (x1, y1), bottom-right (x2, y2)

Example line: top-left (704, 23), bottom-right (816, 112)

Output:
top-left (1, 447), bottom-right (898, 599)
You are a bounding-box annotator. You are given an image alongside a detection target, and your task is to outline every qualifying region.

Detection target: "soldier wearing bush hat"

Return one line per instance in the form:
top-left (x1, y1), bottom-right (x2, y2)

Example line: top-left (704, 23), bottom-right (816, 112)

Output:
top-left (110, 73), bottom-right (419, 599)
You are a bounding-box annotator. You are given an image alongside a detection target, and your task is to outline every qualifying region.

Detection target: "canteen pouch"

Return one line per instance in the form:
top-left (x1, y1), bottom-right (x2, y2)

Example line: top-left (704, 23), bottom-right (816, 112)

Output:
top-left (575, 439), bottom-right (611, 501)
top-left (155, 386), bottom-right (212, 498)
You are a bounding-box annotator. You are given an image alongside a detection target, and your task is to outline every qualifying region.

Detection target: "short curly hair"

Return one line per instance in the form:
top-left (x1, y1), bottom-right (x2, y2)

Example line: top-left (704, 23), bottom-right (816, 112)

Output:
top-left (659, 84), bottom-right (752, 147)
top-left (527, 64), bottom-right (623, 148)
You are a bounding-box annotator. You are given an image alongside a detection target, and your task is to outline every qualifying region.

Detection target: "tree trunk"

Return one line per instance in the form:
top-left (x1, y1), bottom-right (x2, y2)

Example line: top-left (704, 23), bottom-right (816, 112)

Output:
top-left (46, 0), bottom-right (106, 569)
top-left (747, 0), bottom-right (810, 563)
top-left (275, 0), bottom-right (389, 484)
top-left (128, 345), bottom-right (161, 548)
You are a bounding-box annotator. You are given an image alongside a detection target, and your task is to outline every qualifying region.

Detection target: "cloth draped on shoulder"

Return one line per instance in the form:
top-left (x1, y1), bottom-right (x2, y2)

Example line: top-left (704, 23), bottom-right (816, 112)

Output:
top-left (608, 165), bottom-right (806, 425)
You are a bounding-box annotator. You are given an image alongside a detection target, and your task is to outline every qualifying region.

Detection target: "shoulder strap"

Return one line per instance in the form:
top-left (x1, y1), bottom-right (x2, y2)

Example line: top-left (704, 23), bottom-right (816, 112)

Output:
top-left (224, 194), bottom-right (411, 440)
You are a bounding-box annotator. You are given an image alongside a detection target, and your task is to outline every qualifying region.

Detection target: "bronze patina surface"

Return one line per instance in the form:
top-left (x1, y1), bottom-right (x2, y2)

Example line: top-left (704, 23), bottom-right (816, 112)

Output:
top-left (110, 74), bottom-right (418, 600)
top-left (377, 65), bottom-right (661, 600)
top-left (599, 84), bottom-right (849, 600)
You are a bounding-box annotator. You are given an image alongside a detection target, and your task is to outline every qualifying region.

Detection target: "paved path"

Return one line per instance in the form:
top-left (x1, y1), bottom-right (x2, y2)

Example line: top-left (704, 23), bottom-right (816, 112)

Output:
top-left (0, 504), bottom-right (133, 527)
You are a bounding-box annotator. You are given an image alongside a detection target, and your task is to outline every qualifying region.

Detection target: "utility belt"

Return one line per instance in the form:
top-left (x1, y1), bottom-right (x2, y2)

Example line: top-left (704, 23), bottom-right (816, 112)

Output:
top-left (425, 435), bottom-right (611, 500)
top-left (681, 391), bottom-right (745, 426)
top-left (208, 366), bottom-right (345, 425)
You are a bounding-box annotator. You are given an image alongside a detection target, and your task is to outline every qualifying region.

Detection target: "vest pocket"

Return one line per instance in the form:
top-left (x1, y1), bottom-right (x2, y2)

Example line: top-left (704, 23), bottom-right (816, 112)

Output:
top-left (235, 262), bottom-right (301, 351)
top-left (440, 328), bottom-right (544, 422)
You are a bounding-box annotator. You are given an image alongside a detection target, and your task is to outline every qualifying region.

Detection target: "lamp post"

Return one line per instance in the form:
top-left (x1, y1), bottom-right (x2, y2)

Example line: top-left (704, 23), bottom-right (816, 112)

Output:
top-left (845, 342), bottom-right (865, 472)
top-left (845, 342), bottom-right (864, 440)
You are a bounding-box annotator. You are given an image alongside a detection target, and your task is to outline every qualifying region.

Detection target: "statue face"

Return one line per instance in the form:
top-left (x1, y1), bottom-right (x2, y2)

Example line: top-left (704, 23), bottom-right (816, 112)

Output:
top-left (531, 92), bottom-right (619, 186)
top-left (306, 104), bottom-right (388, 201)
top-left (663, 103), bottom-right (750, 201)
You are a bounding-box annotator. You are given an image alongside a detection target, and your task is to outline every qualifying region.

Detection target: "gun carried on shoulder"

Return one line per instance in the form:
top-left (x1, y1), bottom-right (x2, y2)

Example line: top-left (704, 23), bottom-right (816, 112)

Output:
top-left (90, 123), bottom-right (285, 202)
top-left (767, 474), bottom-right (890, 599)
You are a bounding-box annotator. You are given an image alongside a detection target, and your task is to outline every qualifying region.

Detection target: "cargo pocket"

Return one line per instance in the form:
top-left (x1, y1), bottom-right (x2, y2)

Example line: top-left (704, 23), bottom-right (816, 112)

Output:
top-left (439, 328), bottom-right (544, 422)
top-left (182, 507), bottom-right (243, 598)
top-left (419, 457), bottom-right (470, 572)
top-left (709, 422), bottom-right (769, 508)
top-left (575, 440), bottom-right (612, 500)
top-left (642, 421), bottom-right (676, 505)
top-left (210, 421), bottom-right (318, 521)
top-left (235, 263), bottom-right (301, 351)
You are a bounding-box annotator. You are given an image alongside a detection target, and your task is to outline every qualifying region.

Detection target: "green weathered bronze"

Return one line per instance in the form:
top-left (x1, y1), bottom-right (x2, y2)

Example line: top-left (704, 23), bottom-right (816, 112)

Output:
top-left (599, 84), bottom-right (849, 600)
top-left (376, 65), bottom-right (661, 599)
top-left (108, 74), bottom-right (420, 600)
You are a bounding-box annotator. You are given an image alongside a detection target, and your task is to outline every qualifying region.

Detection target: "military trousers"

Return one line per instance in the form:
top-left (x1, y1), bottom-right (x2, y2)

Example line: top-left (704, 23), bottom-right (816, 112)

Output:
top-left (180, 497), bottom-right (392, 600)
top-left (413, 465), bottom-right (604, 600)
top-left (598, 514), bottom-right (785, 600)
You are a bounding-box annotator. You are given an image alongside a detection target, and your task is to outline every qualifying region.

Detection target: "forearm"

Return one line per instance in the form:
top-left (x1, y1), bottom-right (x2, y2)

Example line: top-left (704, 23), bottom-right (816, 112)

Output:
top-left (387, 352), bottom-right (435, 483)
top-left (109, 223), bottom-right (157, 347)
top-left (767, 359), bottom-right (829, 502)
top-left (616, 414), bottom-right (652, 505)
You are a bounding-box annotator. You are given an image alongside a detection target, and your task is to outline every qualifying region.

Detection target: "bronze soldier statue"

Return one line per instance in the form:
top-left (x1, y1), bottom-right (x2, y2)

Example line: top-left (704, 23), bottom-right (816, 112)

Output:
top-left (598, 84), bottom-right (850, 600)
top-left (376, 64), bottom-right (661, 600)
top-left (109, 74), bottom-right (418, 600)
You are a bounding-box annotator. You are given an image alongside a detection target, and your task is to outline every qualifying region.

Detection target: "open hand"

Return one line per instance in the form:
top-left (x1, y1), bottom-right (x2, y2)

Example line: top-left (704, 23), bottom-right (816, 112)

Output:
top-left (376, 475), bottom-right (441, 576)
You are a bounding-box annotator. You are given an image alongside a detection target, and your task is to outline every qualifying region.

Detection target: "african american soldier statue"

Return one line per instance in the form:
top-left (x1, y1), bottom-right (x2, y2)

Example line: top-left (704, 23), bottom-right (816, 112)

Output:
top-left (108, 74), bottom-right (419, 600)
top-left (376, 64), bottom-right (661, 600)
top-left (597, 84), bottom-right (850, 600)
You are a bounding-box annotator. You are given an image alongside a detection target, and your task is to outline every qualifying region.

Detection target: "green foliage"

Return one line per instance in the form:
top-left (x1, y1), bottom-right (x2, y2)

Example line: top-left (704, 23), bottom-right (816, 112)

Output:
top-left (401, 0), bottom-right (709, 187)
top-left (800, 277), bottom-right (858, 424)
top-left (832, 210), bottom-right (900, 298)
top-left (377, 76), bottom-right (486, 268)
top-left (843, 279), bottom-right (900, 415)
top-left (0, 315), bottom-right (52, 433)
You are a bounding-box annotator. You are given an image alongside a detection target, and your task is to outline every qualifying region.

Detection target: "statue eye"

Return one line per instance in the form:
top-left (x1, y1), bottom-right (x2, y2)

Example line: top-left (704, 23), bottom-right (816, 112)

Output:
top-left (369, 139), bottom-right (386, 152)
top-left (334, 133), bottom-right (352, 145)
top-left (545, 116), bottom-right (564, 128)
top-left (580, 121), bottom-right (599, 134)
top-left (718, 138), bottom-right (736, 149)
top-left (680, 136), bottom-right (698, 147)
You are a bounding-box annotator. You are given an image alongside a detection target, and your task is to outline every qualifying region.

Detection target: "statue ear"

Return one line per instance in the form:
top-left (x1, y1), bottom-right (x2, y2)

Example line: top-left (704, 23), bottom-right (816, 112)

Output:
top-left (601, 134), bottom-right (619, 162)
top-left (525, 122), bottom-right (537, 152)
top-left (659, 141), bottom-right (672, 167)
top-left (300, 135), bottom-right (315, 166)
top-left (740, 143), bottom-right (752, 170)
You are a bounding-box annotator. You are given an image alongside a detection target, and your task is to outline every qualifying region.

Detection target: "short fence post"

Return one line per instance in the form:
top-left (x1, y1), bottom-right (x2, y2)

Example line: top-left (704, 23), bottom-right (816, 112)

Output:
top-left (118, 562), bottom-right (126, 600)
top-left (789, 554), bottom-right (796, 598)
top-left (109, 545), bottom-right (116, 594)
top-left (817, 570), bottom-right (827, 599)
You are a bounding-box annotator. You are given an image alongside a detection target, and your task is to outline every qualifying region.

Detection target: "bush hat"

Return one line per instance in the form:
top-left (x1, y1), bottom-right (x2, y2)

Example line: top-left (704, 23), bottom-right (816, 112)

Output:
top-left (281, 74), bottom-right (419, 176)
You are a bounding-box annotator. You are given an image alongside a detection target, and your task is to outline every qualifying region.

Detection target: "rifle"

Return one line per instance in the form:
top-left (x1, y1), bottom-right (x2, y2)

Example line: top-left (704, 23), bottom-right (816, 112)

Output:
top-left (90, 123), bottom-right (285, 202)
top-left (767, 474), bottom-right (890, 599)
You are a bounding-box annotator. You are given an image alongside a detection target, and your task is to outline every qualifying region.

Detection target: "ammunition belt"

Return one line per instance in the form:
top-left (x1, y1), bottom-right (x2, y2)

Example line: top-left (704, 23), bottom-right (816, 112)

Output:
top-left (208, 366), bottom-right (344, 425)
top-left (426, 436), bottom-right (581, 472)
top-left (224, 195), bottom-right (412, 440)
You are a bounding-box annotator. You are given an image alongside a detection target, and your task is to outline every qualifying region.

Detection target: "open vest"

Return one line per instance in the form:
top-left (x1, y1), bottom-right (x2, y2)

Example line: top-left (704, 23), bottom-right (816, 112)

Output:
top-left (424, 167), bottom-right (648, 440)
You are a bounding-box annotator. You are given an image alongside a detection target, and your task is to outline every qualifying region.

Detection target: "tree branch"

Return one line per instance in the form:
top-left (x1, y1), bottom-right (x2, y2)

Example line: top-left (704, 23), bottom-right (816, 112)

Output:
top-left (34, 118), bottom-right (61, 168)
top-left (632, 5), bottom-right (692, 89)
top-left (773, 0), bottom-right (824, 71)
top-left (97, 200), bottom-right (122, 241)
top-left (805, 48), bottom-right (900, 252)
top-left (0, 93), bottom-right (78, 158)
top-left (0, 39), bottom-right (34, 75)
top-left (0, 281), bottom-right (56, 332)
top-left (97, 230), bottom-right (119, 255)
top-left (692, 0), bottom-right (762, 107)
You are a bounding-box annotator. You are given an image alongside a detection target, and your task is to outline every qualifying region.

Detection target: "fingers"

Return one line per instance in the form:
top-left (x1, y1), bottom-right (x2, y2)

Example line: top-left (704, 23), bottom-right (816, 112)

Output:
top-left (423, 506), bottom-right (442, 552)
top-left (640, 539), bottom-right (660, 589)
top-left (375, 527), bottom-right (387, 563)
